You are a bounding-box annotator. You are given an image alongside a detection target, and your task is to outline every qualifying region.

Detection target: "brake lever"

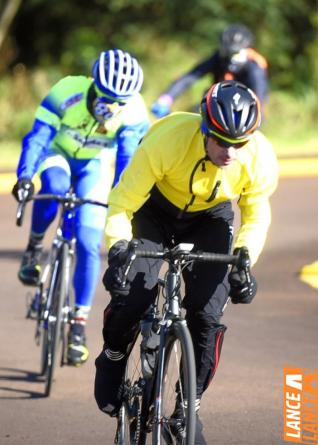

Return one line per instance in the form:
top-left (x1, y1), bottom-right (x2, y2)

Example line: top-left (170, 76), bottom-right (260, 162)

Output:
top-left (120, 240), bottom-right (139, 288)
top-left (236, 247), bottom-right (251, 285)
top-left (16, 194), bottom-right (30, 227)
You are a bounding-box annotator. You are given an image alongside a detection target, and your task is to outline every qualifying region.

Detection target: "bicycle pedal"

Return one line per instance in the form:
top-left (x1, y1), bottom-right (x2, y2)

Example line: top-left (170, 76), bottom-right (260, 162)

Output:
top-left (26, 291), bottom-right (41, 320)
top-left (26, 305), bottom-right (38, 320)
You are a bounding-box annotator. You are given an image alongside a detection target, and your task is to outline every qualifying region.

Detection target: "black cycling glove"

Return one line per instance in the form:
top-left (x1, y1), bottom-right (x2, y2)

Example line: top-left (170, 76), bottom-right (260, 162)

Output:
top-left (12, 178), bottom-right (34, 202)
top-left (228, 247), bottom-right (257, 304)
top-left (103, 240), bottom-right (131, 297)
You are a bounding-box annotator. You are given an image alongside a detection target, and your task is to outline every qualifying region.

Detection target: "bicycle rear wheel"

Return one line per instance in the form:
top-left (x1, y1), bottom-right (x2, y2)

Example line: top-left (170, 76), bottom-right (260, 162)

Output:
top-left (44, 243), bottom-right (69, 397)
top-left (152, 320), bottom-right (196, 445)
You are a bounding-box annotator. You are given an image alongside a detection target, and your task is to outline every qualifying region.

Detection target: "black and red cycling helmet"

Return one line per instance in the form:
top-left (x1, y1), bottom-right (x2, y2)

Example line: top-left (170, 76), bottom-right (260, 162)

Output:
top-left (200, 80), bottom-right (261, 145)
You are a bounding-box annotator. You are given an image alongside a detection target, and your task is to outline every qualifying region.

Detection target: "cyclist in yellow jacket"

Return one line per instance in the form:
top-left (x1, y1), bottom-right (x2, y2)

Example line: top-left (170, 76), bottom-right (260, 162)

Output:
top-left (95, 80), bottom-right (278, 443)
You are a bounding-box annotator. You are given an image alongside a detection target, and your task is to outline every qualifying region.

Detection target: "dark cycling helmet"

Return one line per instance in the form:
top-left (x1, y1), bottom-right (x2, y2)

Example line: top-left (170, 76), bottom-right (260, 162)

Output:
top-left (92, 49), bottom-right (144, 101)
top-left (219, 24), bottom-right (254, 57)
top-left (200, 80), bottom-right (261, 144)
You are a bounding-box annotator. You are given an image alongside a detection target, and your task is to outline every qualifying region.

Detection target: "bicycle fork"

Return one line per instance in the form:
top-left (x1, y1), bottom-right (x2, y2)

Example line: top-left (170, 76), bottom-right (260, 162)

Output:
top-left (152, 322), bottom-right (171, 442)
top-left (34, 259), bottom-right (53, 345)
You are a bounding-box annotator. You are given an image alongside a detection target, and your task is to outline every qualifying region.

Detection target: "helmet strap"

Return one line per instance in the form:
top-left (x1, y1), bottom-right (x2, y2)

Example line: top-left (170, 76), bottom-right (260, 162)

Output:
top-left (87, 82), bottom-right (98, 118)
top-left (203, 135), bottom-right (209, 153)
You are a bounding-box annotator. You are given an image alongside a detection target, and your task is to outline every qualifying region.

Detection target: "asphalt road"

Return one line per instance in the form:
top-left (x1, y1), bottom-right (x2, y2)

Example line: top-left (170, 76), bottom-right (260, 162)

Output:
top-left (0, 178), bottom-right (317, 445)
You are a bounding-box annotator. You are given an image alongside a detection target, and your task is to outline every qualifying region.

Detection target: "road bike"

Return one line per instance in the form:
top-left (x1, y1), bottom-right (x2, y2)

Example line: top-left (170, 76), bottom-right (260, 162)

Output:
top-left (114, 242), bottom-right (246, 444)
top-left (16, 191), bottom-right (107, 397)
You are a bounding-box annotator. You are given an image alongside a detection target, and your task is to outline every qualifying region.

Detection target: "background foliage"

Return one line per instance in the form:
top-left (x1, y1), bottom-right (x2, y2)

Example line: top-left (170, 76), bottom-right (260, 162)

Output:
top-left (1, 0), bottom-right (318, 169)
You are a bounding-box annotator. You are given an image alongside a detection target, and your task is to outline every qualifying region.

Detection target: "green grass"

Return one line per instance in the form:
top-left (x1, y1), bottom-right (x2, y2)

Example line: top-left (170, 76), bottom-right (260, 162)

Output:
top-left (268, 133), bottom-right (318, 158)
top-left (261, 90), bottom-right (318, 158)
top-left (1, 65), bottom-right (318, 172)
top-left (1, 107), bottom-right (318, 173)
top-left (0, 140), bottom-right (20, 171)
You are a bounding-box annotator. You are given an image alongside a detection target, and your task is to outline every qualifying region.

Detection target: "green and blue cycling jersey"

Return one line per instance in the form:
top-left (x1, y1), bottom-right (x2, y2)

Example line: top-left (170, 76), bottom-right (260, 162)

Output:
top-left (17, 75), bottom-right (150, 184)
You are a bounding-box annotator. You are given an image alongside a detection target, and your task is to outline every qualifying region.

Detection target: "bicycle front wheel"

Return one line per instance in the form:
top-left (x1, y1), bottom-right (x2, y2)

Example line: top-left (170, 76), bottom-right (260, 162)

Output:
top-left (116, 332), bottom-right (152, 445)
top-left (117, 402), bottom-right (138, 445)
top-left (44, 243), bottom-right (69, 397)
top-left (40, 325), bottom-right (49, 377)
top-left (152, 320), bottom-right (196, 445)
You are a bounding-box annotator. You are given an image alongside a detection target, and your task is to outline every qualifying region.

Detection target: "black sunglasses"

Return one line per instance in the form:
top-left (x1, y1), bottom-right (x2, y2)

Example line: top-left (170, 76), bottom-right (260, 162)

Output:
top-left (94, 86), bottom-right (127, 107)
top-left (211, 136), bottom-right (248, 149)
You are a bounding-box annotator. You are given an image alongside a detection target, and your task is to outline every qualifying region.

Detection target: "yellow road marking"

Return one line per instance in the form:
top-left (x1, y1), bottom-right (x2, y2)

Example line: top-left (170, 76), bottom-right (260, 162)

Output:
top-left (299, 260), bottom-right (318, 290)
top-left (279, 157), bottom-right (318, 177)
top-left (2, 157), bottom-right (318, 195)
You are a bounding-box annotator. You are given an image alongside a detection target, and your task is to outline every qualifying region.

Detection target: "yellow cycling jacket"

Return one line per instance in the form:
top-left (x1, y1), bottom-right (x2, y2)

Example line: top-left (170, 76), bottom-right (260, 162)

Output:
top-left (105, 112), bottom-right (279, 265)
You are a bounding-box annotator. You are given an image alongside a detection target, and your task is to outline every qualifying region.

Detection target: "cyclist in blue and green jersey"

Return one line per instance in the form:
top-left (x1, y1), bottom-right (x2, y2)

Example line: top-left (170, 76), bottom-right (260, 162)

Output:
top-left (12, 49), bottom-right (149, 366)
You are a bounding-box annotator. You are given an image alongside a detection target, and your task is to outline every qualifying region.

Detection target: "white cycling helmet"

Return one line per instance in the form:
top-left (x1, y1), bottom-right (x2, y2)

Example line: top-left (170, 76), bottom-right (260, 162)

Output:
top-left (92, 49), bottom-right (144, 101)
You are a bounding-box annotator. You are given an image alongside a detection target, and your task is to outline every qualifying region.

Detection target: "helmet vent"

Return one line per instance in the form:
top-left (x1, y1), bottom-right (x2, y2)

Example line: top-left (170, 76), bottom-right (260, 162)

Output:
top-left (92, 49), bottom-right (143, 100)
top-left (201, 80), bottom-right (261, 138)
top-left (233, 109), bottom-right (243, 131)
top-left (246, 105), bottom-right (256, 127)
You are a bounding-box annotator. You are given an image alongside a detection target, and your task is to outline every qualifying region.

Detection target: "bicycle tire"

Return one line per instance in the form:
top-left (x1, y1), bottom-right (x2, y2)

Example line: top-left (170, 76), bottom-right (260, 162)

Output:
top-left (34, 283), bottom-right (48, 377)
top-left (44, 243), bottom-right (69, 397)
top-left (40, 326), bottom-right (48, 376)
top-left (152, 320), bottom-right (196, 445)
top-left (59, 244), bottom-right (73, 367)
top-left (117, 402), bottom-right (135, 445)
top-left (116, 333), bottom-right (151, 445)
top-left (37, 253), bottom-right (58, 377)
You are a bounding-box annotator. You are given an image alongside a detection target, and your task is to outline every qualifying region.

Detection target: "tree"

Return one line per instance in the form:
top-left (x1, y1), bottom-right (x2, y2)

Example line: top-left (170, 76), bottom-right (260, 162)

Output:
top-left (0, 0), bottom-right (23, 50)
